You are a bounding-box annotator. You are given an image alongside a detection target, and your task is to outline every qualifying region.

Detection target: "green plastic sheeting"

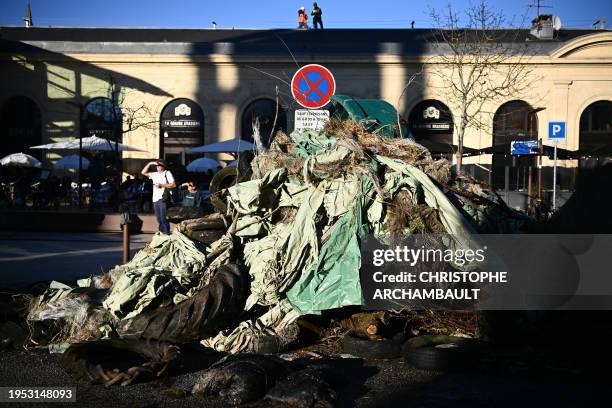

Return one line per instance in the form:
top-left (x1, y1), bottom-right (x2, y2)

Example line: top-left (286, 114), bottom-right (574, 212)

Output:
top-left (292, 131), bottom-right (336, 158)
top-left (286, 175), bottom-right (375, 314)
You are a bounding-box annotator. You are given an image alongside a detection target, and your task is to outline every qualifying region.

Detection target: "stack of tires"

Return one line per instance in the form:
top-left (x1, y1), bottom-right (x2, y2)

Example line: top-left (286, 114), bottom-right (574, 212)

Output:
top-left (342, 331), bottom-right (482, 371)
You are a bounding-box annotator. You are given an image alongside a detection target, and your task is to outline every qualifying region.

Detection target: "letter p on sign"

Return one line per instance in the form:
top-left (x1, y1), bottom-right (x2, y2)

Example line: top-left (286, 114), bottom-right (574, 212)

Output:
top-left (548, 122), bottom-right (566, 141)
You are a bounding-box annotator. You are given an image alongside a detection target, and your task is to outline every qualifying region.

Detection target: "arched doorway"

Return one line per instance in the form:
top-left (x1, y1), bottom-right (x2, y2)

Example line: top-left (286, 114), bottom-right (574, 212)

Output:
top-left (492, 100), bottom-right (538, 190)
top-left (160, 98), bottom-right (204, 168)
top-left (241, 98), bottom-right (287, 147)
top-left (0, 96), bottom-right (42, 159)
top-left (579, 100), bottom-right (612, 167)
top-left (408, 99), bottom-right (454, 144)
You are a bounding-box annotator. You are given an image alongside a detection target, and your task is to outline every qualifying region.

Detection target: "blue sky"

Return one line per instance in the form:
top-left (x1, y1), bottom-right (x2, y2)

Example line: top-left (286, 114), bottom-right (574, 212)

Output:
top-left (1, 0), bottom-right (611, 29)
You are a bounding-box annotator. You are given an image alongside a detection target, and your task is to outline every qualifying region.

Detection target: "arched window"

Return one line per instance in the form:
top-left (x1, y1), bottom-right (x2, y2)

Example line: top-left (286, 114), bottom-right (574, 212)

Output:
top-left (241, 99), bottom-right (287, 146)
top-left (82, 97), bottom-right (122, 140)
top-left (579, 100), bottom-right (612, 168)
top-left (579, 100), bottom-right (612, 150)
top-left (0, 96), bottom-right (42, 158)
top-left (408, 100), bottom-right (454, 144)
top-left (160, 98), bottom-right (204, 167)
top-left (492, 100), bottom-right (537, 145)
top-left (492, 100), bottom-right (538, 190)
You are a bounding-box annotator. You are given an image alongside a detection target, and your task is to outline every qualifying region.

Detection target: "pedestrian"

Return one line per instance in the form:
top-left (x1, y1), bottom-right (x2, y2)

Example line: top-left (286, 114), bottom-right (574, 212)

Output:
top-left (311, 2), bottom-right (323, 29)
top-left (298, 6), bottom-right (308, 29)
top-left (180, 179), bottom-right (206, 208)
top-left (141, 159), bottom-right (176, 235)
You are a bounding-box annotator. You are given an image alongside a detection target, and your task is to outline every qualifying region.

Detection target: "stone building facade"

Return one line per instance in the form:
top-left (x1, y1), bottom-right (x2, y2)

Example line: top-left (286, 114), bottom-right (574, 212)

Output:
top-left (1, 27), bottom-right (611, 193)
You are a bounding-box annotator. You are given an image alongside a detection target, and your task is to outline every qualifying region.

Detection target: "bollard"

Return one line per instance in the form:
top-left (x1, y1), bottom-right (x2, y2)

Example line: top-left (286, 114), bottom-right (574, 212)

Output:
top-left (120, 209), bottom-right (132, 264)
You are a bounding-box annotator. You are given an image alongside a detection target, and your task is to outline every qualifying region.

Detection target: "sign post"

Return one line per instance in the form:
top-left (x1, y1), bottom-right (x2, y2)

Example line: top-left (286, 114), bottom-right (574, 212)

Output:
top-left (548, 121), bottom-right (566, 211)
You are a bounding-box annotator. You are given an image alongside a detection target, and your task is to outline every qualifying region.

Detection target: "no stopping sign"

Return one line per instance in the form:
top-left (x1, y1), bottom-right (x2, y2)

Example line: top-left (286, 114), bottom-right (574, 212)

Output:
top-left (291, 64), bottom-right (336, 109)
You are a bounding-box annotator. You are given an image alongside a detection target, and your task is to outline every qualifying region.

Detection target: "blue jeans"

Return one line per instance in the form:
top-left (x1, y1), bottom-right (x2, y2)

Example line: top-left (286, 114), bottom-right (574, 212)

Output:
top-left (153, 200), bottom-right (170, 234)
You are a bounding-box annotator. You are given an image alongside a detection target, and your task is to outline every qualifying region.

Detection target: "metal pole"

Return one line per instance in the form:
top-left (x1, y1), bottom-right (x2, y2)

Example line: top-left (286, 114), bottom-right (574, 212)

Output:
top-left (122, 222), bottom-right (130, 264)
top-left (504, 165), bottom-right (510, 204)
top-left (537, 138), bottom-right (543, 208)
top-left (79, 121), bottom-right (83, 208)
top-left (552, 141), bottom-right (558, 211)
top-left (528, 164), bottom-right (533, 212)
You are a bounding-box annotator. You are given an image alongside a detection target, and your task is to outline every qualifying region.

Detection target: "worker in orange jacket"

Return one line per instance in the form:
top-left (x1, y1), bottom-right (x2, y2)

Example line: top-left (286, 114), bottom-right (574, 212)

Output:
top-left (298, 6), bottom-right (308, 29)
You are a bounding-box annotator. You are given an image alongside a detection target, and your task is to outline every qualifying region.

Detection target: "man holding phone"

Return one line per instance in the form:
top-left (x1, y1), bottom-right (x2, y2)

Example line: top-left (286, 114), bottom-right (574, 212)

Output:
top-left (141, 159), bottom-right (176, 234)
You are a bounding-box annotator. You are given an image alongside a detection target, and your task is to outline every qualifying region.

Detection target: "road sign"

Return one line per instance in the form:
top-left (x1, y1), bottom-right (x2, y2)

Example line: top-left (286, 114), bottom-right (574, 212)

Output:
top-left (294, 109), bottom-right (330, 132)
top-left (548, 121), bottom-right (566, 140)
top-left (547, 122), bottom-right (566, 212)
top-left (291, 64), bottom-right (336, 109)
top-left (511, 140), bottom-right (539, 155)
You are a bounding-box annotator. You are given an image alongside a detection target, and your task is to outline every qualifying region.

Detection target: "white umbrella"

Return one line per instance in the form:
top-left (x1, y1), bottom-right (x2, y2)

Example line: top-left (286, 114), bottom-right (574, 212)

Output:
top-left (0, 152), bottom-right (41, 168)
top-left (187, 138), bottom-right (255, 154)
top-left (186, 157), bottom-right (221, 173)
top-left (53, 155), bottom-right (91, 170)
top-left (31, 135), bottom-right (144, 152)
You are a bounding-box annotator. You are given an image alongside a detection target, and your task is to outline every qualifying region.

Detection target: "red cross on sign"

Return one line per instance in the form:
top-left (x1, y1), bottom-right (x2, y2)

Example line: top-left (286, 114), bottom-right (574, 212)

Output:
top-left (291, 64), bottom-right (336, 109)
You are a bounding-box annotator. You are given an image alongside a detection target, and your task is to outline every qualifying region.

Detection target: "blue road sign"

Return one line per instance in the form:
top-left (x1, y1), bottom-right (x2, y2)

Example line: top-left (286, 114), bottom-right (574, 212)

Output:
top-left (511, 140), bottom-right (539, 155)
top-left (548, 122), bottom-right (566, 140)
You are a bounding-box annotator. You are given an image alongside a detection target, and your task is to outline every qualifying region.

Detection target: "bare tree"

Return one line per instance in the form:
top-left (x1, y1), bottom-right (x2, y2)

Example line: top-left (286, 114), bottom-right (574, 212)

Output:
top-left (428, 1), bottom-right (537, 171)
top-left (108, 77), bottom-right (158, 138)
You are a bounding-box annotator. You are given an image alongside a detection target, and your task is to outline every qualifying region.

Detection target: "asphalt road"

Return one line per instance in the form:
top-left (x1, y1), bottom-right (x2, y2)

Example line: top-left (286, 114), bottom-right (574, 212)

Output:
top-left (0, 345), bottom-right (609, 408)
top-left (0, 231), bottom-right (153, 288)
top-left (0, 233), bottom-right (610, 407)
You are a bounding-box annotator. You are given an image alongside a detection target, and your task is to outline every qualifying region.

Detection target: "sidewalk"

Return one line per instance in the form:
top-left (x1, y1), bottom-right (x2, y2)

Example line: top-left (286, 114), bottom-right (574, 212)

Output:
top-left (0, 231), bottom-right (153, 288)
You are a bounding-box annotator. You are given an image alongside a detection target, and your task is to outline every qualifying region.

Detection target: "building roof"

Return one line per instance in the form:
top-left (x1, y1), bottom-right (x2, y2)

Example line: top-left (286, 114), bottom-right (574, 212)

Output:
top-left (0, 27), bottom-right (606, 57)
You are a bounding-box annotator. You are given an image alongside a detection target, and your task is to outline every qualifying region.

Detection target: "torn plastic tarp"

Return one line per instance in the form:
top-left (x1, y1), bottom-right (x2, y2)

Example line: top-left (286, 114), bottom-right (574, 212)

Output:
top-left (292, 131), bottom-right (336, 158)
top-left (227, 168), bottom-right (286, 215)
top-left (286, 175), bottom-right (375, 314)
top-left (375, 155), bottom-right (487, 270)
top-left (201, 299), bottom-right (299, 354)
top-left (227, 168), bottom-right (287, 237)
top-left (240, 181), bottom-right (328, 310)
top-left (103, 230), bottom-right (215, 319)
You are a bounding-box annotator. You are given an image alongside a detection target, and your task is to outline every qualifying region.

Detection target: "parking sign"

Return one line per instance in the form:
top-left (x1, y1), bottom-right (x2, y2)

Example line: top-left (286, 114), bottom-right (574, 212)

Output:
top-left (548, 122), bottom-right (566, 140)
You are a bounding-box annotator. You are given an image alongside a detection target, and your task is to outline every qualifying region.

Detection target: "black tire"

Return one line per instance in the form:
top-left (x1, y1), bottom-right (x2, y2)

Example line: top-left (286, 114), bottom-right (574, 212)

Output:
top-left (189, 229), bottom-right (225, 245)
top-left (342, 330), bottom-right (404, 359)
top-left (167, 206), bottom-right (206, 222)
top-left (185, 214), bottom-right (227, 231)
top-left (402, 335), bottom-right (481, 371)
top-left (117, 263), bottom-right (248, 343)
top-left (209, 167), bottom-right (238, 213)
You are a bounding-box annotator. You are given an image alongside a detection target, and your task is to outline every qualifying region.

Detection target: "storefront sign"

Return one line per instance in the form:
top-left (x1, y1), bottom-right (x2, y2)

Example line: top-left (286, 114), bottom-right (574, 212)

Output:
top-left (409, 101), bottom-right (453, 136)
top-left (161, 99), bottom-right (204, 133)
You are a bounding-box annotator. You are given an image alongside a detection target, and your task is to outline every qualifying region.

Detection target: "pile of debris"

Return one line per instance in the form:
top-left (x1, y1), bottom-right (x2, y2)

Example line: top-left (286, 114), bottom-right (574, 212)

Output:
top-left (23, 119), bottom-right (530, 377)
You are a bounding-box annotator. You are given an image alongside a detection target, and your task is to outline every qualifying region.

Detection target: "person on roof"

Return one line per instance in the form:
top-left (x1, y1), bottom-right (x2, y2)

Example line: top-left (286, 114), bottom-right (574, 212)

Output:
top-left (311, 2), bottom-right (323, 29)
top-left (298, 6), bottom-right (308, 29)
